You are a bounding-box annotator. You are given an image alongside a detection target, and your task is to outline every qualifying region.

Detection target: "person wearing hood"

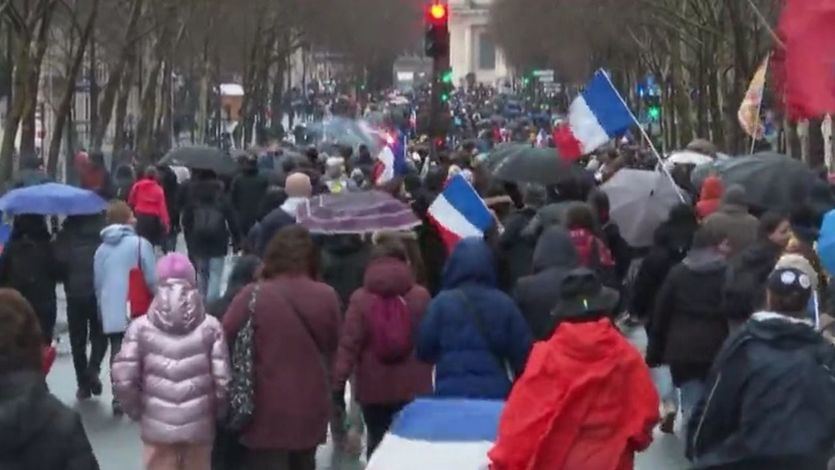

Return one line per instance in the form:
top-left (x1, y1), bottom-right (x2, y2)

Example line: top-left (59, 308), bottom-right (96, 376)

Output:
top-left (94, 201), bottom-right (157, 415)
top-left (702, 185), bottom-right (758, 257)
top-left (723, 212), bottom-right (792, 325)
top-left (489, 270), bottom-right (659, 470)
top-left (257, 172), bottom-right (312, 256)
top-left (417, 238), bottom-right (533, 399)
top-left (647, 225), bottom-right (731, 426)
top-left (696, 175), bottom-right (724, 220)
top-left (514, 226), bottom-right (580, 340)
top-left (182, 171), bottom-right (240, 303)
top-left (0, 289), bottom-right (99, 470)
top-left (688, 267), bottom-right (835, 470)
top-left (413, 166), bottom-right (448, 295)
top-left (54, 214), bottom-right (107, 400)
top-left (499, 184), bottom-right (546, 291)
top-left (331, 237), bottom-right (432, 458)
top-left (321, 234), bottom-right (371, 309)
top-left (112, 253), bottom-right (230, 470)
top-left (0, 214), bottom-right (59, 342)
top-left (231, 155), bottom-right (270, 239)
top-left (128, 166), bottom-right (170, 248)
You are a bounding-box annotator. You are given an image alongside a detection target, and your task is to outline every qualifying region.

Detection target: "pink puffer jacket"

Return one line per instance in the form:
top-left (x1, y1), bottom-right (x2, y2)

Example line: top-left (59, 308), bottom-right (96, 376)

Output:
top-left (112, 278), bottom-right (230, 444)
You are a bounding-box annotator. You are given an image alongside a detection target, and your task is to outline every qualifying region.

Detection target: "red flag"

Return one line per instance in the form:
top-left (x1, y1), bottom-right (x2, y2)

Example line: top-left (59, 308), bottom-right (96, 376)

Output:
top-left (774, 0), bottom-right (835, 119)
top-left (553, 124), bottom-right (583, 163)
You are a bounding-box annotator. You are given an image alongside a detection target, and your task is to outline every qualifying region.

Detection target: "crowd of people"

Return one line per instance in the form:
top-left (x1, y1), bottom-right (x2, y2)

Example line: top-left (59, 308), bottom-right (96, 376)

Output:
top-left (2, 128), bottom-right (835, 470)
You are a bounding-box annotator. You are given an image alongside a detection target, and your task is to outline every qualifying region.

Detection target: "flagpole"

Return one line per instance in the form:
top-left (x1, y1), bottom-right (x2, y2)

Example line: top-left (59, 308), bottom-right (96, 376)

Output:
top-left (749, 54), bottom-right (771, 155)
top-left (597, 70), bottom-right (686, 202)
top-left (745, 0), bottom-right (785, 49)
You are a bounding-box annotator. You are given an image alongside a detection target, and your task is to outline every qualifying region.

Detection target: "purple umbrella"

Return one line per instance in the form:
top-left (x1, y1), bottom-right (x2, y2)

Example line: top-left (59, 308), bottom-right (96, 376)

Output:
top-left (297, 190), bottom-right (420, 234)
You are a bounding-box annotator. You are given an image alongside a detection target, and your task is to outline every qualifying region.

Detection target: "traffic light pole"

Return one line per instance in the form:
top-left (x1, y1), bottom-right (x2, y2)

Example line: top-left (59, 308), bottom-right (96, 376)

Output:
top-left (429, 52), bottom-right (450, 155)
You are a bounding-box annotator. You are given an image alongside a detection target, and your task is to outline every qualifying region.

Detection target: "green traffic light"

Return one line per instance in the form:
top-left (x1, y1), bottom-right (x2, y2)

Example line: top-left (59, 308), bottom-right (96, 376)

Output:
top-left (441, 70), bottom-right (453, 84)
top-left (648, 106), bottom-right (661, 120)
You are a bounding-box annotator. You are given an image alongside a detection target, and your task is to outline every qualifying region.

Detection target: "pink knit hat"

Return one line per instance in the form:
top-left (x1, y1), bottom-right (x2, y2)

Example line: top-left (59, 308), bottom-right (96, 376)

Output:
top-left (156, 253), bottom-right (197, 284)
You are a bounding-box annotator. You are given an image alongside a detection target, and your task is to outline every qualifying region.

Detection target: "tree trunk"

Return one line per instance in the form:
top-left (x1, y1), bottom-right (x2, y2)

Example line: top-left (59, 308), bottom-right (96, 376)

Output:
top-left (87, 32), bottom-right (98, 148)
top-left (112, 52), bottom-right (136, 154)
top-left (19, 4), bottom-right (54, 160)
top-left (92, 0), bottom-right (144, 152)
top-left (47, 0), bottom-right (99, 177)
top-left (808, 117), bottom-right (825, 169)
top-left (0, 37), bottom-right (29, 184)
top-left (196, 45), bottom-right (210, 145)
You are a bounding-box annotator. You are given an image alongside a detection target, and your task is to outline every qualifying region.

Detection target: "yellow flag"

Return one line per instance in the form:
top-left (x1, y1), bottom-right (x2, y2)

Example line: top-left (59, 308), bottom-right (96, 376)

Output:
top-left (738, 56), bottom-right (770, 139)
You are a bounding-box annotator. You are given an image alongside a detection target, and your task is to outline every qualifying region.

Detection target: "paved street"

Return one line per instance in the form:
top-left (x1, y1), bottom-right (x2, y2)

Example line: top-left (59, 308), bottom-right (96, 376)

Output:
top-left (45, 257), bottom-right (690, 469)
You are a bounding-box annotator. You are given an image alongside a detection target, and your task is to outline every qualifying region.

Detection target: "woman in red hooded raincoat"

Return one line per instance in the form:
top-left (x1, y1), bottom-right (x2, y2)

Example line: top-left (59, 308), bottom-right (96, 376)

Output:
top-left (489, 268), bottom-right (659, 470)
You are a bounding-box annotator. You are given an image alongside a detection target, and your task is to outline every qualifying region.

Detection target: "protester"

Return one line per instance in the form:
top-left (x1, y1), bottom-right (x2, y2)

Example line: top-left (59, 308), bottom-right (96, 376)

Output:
top-left (0, 289), bottom-right (99, 470)
top-left (323, 156), bottom-right (355, 194)
top-left (222, 226), bottom-right (341, 470)
top-left (499, 184), bottom-right (546, 290)
top-left (0, 214), bottom-right (59, 342)
top-left (688, 267), bottom-right (835, 470)
top-left (490, 269), bottom-right (659, 470)
top-left (723, 212), bottom-right (792, 324)
top-left (94, 201), bottom-right (157, 415)
top-left (416, 238), bottom-right (533, 399)
top-left (588, 189), bottom-right (631, 283)
top-left (182, 170), bottom-right (239, 302)
top-left (80, 152), bottom-right (115, 200)
top-left (113, 163), bottom-right (136, 201)
top-left (128, 166), bottom-right (170, 249)
top-left (564, 203), bottom-right (618, 289)
top-left (412, 166), bottom-right (448, 295)
top-left (209, 255), bottom-right (261, 321)
top-left (257, 172), bottom-right (312, 255)
top-left (320, 234), bottom-right (371, 309)
top-left (231, 154), bottom-right (270, 239)
top-left (647, 225), bottom-right (730, 426)
top-left (156, 165), bottom-right (181, 253)
top-left (696, 175), bottom-right (724, 220)
top-left (514, 226), bottom-right (580, 340)
top-left (332, 237), bottom-right (432, 458)
top-left (112, 253), bottom-right (230, 470)
top-left (54, 214), bottom-right (107, 400)
top-left (701, 185), bottom-right (758, 257)
top-left (244, 186), bottom-right (286, 254)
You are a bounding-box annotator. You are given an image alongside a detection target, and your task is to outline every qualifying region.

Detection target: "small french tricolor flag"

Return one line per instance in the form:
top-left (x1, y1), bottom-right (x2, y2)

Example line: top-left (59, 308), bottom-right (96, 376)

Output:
top-left (366, 399), bottom-right (504, 470)
top-left (374, 132), bottom-right (409, 186)
top-left (554, 70), bottom-right (634, 162)
top-left (427, 174), bottom-right (494, 250)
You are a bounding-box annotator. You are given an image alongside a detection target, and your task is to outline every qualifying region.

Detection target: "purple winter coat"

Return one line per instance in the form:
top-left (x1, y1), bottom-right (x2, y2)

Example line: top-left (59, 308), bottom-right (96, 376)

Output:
top-left (112, 278), bottom-right (231, 444)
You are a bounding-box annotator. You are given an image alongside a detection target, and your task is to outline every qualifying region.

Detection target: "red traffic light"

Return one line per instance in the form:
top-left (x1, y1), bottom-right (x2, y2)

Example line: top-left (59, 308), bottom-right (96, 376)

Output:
top-left (428, 3), bottom-right (448, 23)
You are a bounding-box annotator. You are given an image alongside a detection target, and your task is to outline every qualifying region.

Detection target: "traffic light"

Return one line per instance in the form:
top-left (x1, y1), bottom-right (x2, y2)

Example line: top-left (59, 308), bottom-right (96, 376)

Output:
top-left (646, 95), bottom-right (661, 122)
top-left (425, 2), bottom-right (449, 58)
top-left (439, 67), bottom-right (454, 103)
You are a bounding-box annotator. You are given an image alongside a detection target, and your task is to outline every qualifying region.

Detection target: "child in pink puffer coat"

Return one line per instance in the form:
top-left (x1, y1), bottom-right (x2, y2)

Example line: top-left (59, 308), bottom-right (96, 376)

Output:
top-left (113, 253), bottom-right (230, 470)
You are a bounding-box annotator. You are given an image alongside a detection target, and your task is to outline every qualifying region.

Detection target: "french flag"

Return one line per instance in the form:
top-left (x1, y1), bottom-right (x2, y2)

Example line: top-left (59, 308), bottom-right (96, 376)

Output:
top-left (373, 131), bottom-right (409, 185)
top-left (554, 70), bottom-right (634, 162)
top-left (427, 174), bottom-right (494, 250)
top-left (367, 399), bottom-right (504, 470)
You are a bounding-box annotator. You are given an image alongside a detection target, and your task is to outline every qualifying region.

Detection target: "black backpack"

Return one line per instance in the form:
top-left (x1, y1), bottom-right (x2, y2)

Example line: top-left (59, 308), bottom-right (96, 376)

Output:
top-left (192, 204), bottom-right (226, 241)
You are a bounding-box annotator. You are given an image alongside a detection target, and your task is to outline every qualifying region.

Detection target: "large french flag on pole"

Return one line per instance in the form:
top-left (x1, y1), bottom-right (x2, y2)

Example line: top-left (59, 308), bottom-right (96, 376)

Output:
top-left (427, 174), bottom-right (494, 250)
top-left (554, 70), bottom-right (635, 161)
top-left (366, 399), bottom-right (504, 470)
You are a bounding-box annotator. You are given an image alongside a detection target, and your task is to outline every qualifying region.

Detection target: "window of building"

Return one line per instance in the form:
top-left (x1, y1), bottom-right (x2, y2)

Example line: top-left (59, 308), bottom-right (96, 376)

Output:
top-left (478, 32), bottom-right (496, 71)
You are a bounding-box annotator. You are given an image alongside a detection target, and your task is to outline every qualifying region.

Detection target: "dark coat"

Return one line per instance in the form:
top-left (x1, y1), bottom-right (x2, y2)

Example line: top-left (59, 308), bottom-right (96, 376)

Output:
top-left (182, 179), bottom-right (240, 258)
top-left (412, 168), bottom-right (447, 295)
top-left (723, 241), bottom-right (783, 321)
top-left (417, 238), bottom-right (533, 399)
top-left (498, 207), bottom-right (538, 290)
top-left (647, 250), bottom-right (729, 377)
top-left (230, 169), bottom-right (269, 237)
top-left (332, 257), bottom-right (433, 405)
top-left (222, 276), bottom-right (341, 451)
top-left (688, 315), bottom-right (835, 470)
top-left (208, 255), bottom-right (260, 321)
top-left (158, 166), bottom-right (180, 232)
top-left (54, 214), bottom-right (106, 299)
top-left (320, 235), bottom-right (371, 309)
top-left (257, 207), bottom-right (296, 257)
top-left (514, 227), bottom-right (580, 340)
top-left (0, 370), bottom-right (99, 470)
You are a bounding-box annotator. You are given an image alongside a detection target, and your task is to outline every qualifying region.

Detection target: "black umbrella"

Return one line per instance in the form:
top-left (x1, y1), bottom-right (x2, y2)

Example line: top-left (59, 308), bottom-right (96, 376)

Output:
top-left (492, 146), bottom-right (584, 185)
top-left (159, 146), bottom-right (237, 175)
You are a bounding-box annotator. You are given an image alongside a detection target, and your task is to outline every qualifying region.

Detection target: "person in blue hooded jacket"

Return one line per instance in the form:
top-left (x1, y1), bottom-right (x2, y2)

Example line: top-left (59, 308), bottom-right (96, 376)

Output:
top-left (417, 237), bottom-right (533, 399)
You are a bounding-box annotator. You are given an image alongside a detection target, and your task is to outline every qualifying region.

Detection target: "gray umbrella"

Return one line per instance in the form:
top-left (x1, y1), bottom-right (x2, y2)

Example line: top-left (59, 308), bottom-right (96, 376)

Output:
top-left (691, 152), bottom-right (833, 214)
top-left (159, 146), bottom-right (237, 175)
top-left (492, 146), bottom-right (584, 185)
top-left (602, 169), bottom-right (684, 248)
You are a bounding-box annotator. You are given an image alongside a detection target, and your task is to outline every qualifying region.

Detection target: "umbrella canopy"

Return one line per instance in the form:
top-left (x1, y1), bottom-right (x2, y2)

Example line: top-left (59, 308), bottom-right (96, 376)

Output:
top-left (818, 209), bottom-right (835, 275)
top-left (691, 152), bottom-right (833, 214)
top-left (159, 146), bottom-right (237, 175)
top-left (665, 150), bottom-right (714, 167)
top-left (492, 146), bottom-right (584, 185)
top-left (0, 183), bottom-right (107, 216)
top-left (297, 190), bottom-right (420, 234)
top-left (602, 169), bottom-right (683, 248)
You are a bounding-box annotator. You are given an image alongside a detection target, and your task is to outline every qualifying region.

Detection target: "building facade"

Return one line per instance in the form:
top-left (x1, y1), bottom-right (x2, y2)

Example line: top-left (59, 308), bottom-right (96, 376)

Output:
top-left (448, 0), bottom-right (510, 85)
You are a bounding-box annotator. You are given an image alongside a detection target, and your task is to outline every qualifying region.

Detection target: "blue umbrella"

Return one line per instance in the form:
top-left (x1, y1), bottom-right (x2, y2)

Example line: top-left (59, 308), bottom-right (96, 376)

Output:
top-left (818, 209), bottom-right (835, 275)
top-left (0, 183), bottom-right (107, 216)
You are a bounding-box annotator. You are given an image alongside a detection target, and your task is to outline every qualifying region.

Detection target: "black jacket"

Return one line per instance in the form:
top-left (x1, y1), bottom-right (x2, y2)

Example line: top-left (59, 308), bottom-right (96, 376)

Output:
top-left (498, 207), bottom-right (537, 291)
top-left (514, 227), bottom-right (580, 340)
top-left (256, 206), bottom-right (296, 257)
top-left (54, 215), bottom-right (105, 299)
top-left (182, 179), bottom-right (240, 258)
top-left (723, 241), bottom-right (783, 321)
top-left (647, 249), bottom-right (729, 371)
top-left (320, 235), bottom-right (371, 309)
top-left (688, 315), bottom-right (835, 470)
top-left (0, 370), bottom-right (99, 470)
top-left (158, 166), bottom-right (180, 232)
top-left (230, 169), bottom-right (269, 236)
